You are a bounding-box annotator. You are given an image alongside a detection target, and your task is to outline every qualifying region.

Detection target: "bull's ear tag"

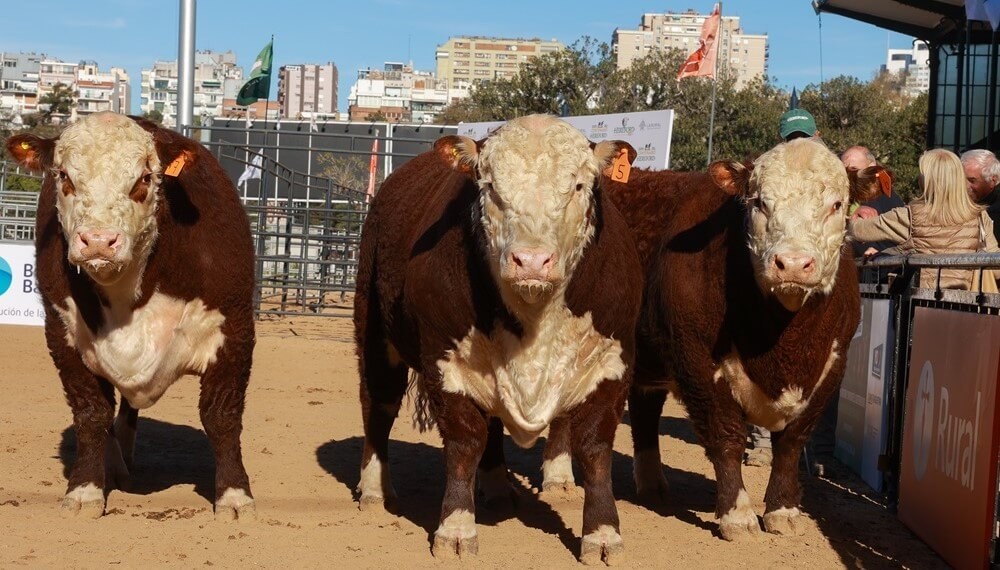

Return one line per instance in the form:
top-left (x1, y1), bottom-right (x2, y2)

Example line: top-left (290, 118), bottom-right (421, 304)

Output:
top-left (609, 148), bottom-right (631, 183)
top-left (164, 154), bottom-right (187, 177)
top-left (19, 141), bottom-right (30, 150)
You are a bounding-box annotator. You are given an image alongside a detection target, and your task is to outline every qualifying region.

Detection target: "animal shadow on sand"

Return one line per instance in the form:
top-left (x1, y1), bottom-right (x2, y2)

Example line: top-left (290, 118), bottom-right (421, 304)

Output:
top-left (59, 418), bottom-right (215, 502)
top-left (318, 435), bottom-right (578, 555)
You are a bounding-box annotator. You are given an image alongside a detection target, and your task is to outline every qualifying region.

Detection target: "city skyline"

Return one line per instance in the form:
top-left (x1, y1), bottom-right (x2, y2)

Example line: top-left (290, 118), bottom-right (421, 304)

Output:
top-left (1, 0), bottom-right (916, 116)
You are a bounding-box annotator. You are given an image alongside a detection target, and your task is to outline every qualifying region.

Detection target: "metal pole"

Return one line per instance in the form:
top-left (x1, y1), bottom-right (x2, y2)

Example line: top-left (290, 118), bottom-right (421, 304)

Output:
top-left (177, 0), bottom-right (196, 133)
top-left (706, 2), bottom-right (721, 166)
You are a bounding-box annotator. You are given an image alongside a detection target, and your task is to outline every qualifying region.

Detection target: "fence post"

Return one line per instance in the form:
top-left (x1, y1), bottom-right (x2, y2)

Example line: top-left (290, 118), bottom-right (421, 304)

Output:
top-left (883, 262), bottom-right (919, 511)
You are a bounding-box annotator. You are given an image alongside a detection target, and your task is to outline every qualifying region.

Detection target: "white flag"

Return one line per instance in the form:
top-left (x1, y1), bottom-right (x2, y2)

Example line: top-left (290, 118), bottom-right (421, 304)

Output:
top-left (985, 0), bottom-right (1000, 29)
top-left (245, 110), bottom-right (253, 129)
top-left (238, 149), bottom-right (263, 187)
top-left (309, 113), bottom-right (318, 132)
top-left (967, 0), bottom-right (989, 21)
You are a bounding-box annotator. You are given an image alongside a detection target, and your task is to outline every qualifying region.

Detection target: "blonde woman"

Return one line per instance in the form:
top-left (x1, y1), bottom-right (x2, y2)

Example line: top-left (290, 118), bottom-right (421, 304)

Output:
top-left (849, 148), bottom-right (1000, 289)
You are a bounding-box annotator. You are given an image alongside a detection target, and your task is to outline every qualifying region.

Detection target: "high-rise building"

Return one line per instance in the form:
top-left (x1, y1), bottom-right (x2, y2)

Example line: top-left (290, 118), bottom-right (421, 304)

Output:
top-left (140, 50), bottom-right (243, 127)
top-left (612, 10), bottom-right (768, 89)
top-left (278, 62), bottom-right (338, 119)
top-left (347, 62), bottom-right (468, 123)
top-left (0, 52), bottom-right (43, 121)
top-left (435, 36), bottom-right (564, 89)
top-left (75, 62), bottom-right (130, 117)
top-left (884, 40), bottom-right (930, 98)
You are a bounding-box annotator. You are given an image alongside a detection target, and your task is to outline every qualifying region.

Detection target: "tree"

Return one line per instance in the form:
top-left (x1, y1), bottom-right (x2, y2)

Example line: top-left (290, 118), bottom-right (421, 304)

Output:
top-left (37, 83), bottom-right (75, 125)
top-left (142, 109), bottom-right (164, 125)
top-left (316, 153), bottom-right (382, 193)
top-left (366, 110), bottom-right (388, 123)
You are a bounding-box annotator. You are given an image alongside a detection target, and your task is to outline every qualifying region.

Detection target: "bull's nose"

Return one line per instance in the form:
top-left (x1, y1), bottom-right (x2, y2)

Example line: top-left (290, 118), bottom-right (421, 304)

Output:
top-left (511, 249), bottom-right (554, 276)
top-left (773, 252), bottom-right (816, 282)
top-left (77, 229), bottom-right (122, 258)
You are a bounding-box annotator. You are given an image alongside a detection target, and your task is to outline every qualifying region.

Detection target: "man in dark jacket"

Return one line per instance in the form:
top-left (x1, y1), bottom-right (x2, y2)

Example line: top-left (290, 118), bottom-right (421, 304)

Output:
top-left (961, 149), bottom-right (1000, 243)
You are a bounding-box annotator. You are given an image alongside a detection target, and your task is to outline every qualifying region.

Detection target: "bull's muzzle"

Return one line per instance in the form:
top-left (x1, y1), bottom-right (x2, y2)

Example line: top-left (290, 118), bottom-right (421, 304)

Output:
top-left (504, 248), bottom-right (559, 304)
top-left (74, 229), bottom-right (122, 263)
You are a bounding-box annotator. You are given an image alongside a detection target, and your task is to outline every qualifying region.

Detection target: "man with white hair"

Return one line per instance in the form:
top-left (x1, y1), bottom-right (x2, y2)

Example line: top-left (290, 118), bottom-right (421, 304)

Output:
top-left (961, 148), bottom-right (1000, 242)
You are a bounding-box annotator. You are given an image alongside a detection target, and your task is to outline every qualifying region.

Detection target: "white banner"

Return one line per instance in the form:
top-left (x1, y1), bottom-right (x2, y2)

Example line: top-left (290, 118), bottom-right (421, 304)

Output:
top-left (861, 298), bottom-right (893, 491)
top-left (458, 109), bottom-right (675, 170)
top-left (0, 243), bottom-right (44, 326)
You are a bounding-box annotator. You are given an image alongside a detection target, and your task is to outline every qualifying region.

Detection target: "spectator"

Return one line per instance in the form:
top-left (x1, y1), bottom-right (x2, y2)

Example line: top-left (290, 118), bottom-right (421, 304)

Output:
top-left (960, 149), bottom-right (1000, 243)
top-left (849, 148), bottom-right (1000, 289)
top-left (779, 108), bottom-right (819, 142)
top-left (841, 146), bottom-right (905, 256)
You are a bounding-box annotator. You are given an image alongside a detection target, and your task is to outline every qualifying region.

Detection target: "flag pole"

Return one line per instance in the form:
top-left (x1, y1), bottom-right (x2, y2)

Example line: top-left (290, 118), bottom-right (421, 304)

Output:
top-left (706, 2), bottom-right (721, 167)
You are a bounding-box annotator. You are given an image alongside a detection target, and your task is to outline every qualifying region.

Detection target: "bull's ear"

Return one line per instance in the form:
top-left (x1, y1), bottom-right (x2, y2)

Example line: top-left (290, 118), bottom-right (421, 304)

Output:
top-left (6, 134), bottom-right (55, 172)
top-left (709, 160), bottom-right (751, 197)
top-left (848, 165), bottom-right (886, 203)
top-left (593, 140), bottom-right (636, 170)
top-left (434, 135), bottom-right (480, 174)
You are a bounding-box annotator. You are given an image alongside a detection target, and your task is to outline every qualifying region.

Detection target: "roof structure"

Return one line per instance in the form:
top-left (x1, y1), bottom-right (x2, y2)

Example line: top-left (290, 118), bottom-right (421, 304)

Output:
top-left (813, 0), bottom-right (995, 43)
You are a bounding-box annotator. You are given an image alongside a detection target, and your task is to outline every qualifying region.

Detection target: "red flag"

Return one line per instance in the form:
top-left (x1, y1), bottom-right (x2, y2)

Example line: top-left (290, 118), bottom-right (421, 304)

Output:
top-left (677, 4), bottom-right (721, 80)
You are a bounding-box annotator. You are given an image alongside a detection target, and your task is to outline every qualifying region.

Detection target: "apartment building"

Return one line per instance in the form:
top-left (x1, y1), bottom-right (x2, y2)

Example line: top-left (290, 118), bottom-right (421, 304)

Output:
top-left (435, 36), bottom-right (564, 89)
top-left (278, 62), bottom-right (338, 119)
top-left (348, 62), bottom-right (469, 123)
top-left (0, 52), bottom-right (43, 121)
top-left (885, 40), bottom-right (930, 98)
top-left (75, 62), bottom-right (130, 117)
top-left (140, 50), bottom-right (243, 127)
top-left (612, 9), bottom-right (768, 89)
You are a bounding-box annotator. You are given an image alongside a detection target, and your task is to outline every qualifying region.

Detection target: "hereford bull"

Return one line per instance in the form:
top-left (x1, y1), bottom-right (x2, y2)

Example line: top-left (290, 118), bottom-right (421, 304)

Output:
top-left (604, 138), bottom-right (881, 540)
top-left (354, 115), bottom-right (642, 563)
top-left (6, 112), bottom-right (256, 521)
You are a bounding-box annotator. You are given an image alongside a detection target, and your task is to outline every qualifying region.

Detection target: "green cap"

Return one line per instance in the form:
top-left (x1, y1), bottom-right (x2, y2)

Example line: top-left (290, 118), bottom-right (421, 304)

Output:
top-left (779, 109), bottom-right (817, 140)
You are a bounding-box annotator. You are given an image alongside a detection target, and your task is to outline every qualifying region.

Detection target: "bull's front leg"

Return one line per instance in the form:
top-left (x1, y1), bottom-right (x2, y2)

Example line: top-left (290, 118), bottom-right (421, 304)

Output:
top-left (541, 415), bottom-right (577, 496)
top-left (49, 332), bottom-right (115, 518)
top-left (572, 385), bottom-right (627, 566)
top-left (762, 410), bottom-right (822, 536)
top-left (432, 392), bottom-right (489, 559)
top-left (198, 336), bottom-right (255, 522)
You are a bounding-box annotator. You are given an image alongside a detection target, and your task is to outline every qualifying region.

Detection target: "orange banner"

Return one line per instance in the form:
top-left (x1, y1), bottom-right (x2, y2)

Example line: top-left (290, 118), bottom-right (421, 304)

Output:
top-left (898, 307), bottom-right (1000, 569)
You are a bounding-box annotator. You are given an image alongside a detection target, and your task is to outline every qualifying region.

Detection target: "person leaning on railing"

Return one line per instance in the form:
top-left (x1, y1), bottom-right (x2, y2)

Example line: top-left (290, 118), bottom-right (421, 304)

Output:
top-left (848, 148), bottom-right (1000, 290)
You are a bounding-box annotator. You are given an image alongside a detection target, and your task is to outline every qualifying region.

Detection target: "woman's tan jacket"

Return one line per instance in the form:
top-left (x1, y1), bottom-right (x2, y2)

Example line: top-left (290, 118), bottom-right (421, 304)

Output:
top-left (848, 202), bottom-right (1000, 289)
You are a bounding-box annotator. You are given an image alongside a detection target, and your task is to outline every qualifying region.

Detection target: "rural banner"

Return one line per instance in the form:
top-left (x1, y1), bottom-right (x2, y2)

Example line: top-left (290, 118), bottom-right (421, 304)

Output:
top-left (0, 242), bottom-right (44, 326)
top-left (898, 307), bottom-right (1000, 570)
top-left (458, 109), bottom-right (675, 169)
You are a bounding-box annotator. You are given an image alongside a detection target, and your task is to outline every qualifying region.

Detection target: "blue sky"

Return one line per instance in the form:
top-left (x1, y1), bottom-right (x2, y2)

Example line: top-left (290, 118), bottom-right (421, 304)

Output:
top-left (1, 0), bottom-right (915, 115)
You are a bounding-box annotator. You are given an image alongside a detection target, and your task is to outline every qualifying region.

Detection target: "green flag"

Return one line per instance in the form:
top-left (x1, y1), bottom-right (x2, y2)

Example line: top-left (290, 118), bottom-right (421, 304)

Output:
top-left (236, 40), bottom-right (273, 106)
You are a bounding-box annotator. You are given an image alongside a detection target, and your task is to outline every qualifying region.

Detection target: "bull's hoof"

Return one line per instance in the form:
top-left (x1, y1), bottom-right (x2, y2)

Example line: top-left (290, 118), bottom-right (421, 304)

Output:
top-left (61, 484), bottom-right (105, 519)
top-left (718, 490), bottom-right (761, 541)
top-left (431, 534), bottom-right (479, 559)
top-left (358, 493), bottom-right (388, 512)
top-left (763, 507), bottom-right (808, 536)
top-left (215, 488), bottom-right (257, 522)
top-left (580, 526), bottom-right (624, 566)
top-left (432, 510), bottom-right (477, 559)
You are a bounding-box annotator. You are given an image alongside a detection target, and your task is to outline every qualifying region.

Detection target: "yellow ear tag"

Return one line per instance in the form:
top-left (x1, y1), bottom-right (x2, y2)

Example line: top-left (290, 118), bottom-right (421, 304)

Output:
top-left (20, 141), bottom-right (30, 150)
top-left (164, 154), bottom-right (186, 177)
top-left (608, 148), bottom-right (631, 183)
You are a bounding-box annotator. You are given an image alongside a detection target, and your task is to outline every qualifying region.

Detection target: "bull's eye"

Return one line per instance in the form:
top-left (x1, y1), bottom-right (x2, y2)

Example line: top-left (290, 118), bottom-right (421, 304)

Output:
top-left (753, 196), bottom-right (769, 216)
top-left (56, 170), bottom-right (75, 196)
top-left (575, 183), bottom-right (584, 192)
top-left (142, 173), bottom-right (152, 184)
top-left (58, 170), bottom-right (68, 180)
top-left (833, 201), bottom-right (843, 212)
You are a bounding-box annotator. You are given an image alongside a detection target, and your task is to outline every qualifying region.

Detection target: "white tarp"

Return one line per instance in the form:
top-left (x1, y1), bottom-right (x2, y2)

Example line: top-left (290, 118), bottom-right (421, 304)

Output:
top-left (0, 242), bottom-right (44, 326)
top-left (457, 109), bottom-right (675, 170)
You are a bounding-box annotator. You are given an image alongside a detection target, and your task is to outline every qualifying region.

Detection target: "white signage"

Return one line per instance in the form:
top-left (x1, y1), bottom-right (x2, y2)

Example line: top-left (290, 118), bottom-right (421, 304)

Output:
top-left (0, 243), bottom-right (44, 326)
top-left (458, 109), bottom-right (675, 169)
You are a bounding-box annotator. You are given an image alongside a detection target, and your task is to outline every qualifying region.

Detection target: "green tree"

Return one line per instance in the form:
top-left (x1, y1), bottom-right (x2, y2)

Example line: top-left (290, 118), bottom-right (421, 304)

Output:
top-left (142, 109), bottom-right (164, 124)
top-left (37, 83), bottom-right (76, 125)
top-left (366, 110), bottom-right (388, 123)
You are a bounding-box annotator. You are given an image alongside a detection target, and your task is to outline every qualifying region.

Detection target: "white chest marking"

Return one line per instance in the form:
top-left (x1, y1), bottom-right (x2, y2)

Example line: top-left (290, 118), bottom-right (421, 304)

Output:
top-left (714, 340), bottom-right (840, 432)
top-left (54, 293), bottom-right (226, 409)
top-left (437, 308), bottom-right (625, 448)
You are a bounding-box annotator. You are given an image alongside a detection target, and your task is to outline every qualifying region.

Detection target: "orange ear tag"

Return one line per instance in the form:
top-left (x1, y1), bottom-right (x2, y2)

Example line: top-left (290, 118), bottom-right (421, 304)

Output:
top-left (164, 154), bottom-right (187, 177)
top-left (19, 141), bottom-right (30, 150)
top-left (608, 148), bottom-right (631, 183)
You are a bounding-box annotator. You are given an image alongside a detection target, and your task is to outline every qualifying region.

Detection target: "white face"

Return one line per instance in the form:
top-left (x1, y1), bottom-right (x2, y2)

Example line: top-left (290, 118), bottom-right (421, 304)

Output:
top-left (746, 139), bottom-right (850, 311)
top-left (53, 113), bottom-right (162, 286)
top-left (475, 117), bottom-right (602, 306)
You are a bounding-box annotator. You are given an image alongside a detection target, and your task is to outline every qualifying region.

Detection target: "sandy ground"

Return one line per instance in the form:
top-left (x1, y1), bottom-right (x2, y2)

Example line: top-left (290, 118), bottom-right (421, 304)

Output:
top-left (0, 316), bottom-right (945, 569)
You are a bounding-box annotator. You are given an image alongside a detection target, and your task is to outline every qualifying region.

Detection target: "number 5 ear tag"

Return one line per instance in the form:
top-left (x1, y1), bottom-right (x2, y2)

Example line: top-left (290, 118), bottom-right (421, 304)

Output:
top-left (609, 147), bottom-right (631, 183)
